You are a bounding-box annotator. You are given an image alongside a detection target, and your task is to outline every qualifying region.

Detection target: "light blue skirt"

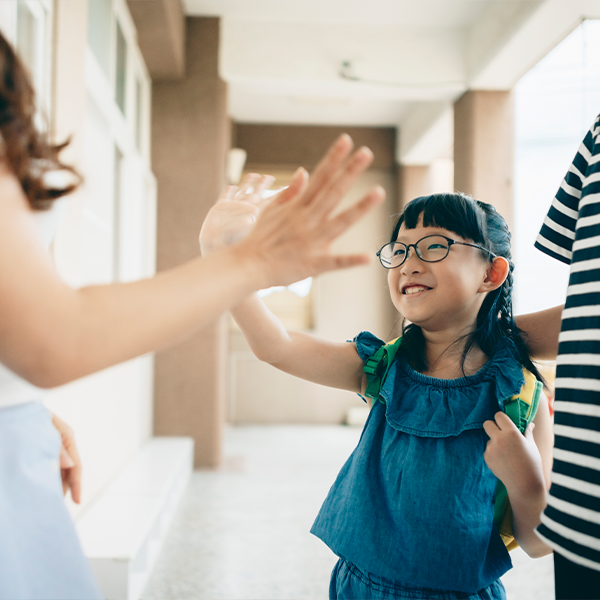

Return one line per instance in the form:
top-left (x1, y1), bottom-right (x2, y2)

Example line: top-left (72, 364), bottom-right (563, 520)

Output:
top-left (0, 401), bottom-right (103, 600)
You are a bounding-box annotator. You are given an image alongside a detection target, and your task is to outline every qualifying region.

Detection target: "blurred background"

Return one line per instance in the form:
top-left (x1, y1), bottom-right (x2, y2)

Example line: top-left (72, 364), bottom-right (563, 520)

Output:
top-left (1, 1), bottom-right (599, 598)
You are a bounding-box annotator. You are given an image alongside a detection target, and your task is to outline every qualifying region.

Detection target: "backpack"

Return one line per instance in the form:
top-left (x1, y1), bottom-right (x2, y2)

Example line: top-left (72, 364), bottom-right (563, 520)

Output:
top-left (362, 336), bottom-right (542, 551)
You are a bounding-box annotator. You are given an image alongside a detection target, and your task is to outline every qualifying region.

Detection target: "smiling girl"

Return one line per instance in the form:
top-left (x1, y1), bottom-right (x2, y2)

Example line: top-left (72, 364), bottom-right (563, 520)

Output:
top-left (200, 191), bottom-right (553, 600)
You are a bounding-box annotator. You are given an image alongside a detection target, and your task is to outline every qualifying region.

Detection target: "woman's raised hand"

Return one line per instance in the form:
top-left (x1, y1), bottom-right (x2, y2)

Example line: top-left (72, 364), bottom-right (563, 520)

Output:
top-left (204, 134), bottom-right (385, 289)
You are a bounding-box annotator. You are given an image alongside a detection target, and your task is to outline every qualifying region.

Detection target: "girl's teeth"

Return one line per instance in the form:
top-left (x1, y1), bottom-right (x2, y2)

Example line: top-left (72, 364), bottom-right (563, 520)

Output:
top-left (405, 286), bottom-right (427, 295)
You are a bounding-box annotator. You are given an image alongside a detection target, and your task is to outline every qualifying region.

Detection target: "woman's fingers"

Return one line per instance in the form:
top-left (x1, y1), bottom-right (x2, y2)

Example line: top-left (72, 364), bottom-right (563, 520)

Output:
top-left (302, 145), bottom-right (375, 224)
top-left (299, 134), bottom-right (354, 206)
top-left (320, 186), bottom-right (385, 242)
top-left (270, 167), bottom-right (309, 207)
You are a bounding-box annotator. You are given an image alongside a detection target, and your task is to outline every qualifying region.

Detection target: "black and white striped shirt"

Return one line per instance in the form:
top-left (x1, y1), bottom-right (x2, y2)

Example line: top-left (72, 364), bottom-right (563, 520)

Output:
top-left (535, 113), bottom-right (600, 571)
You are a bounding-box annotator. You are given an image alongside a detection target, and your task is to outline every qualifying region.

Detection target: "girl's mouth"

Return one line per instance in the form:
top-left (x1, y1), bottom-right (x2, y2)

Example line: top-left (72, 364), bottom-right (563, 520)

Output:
top-left (402, 285), bottom-right (431, 295)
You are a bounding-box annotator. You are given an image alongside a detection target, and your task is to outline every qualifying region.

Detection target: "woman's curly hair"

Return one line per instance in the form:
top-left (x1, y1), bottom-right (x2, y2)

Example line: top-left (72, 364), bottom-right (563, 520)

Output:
top-left (0, 31), bottom-right (81, 210)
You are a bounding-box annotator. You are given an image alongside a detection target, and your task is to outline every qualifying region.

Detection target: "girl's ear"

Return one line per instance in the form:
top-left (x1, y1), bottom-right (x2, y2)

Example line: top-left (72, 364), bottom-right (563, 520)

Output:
top-left (480, 257), bottom-right (509, 292)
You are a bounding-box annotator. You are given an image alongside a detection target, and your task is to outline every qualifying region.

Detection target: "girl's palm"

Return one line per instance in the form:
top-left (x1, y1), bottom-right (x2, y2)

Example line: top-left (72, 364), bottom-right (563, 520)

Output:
top-left (199, 173), bottom-right (275, 255)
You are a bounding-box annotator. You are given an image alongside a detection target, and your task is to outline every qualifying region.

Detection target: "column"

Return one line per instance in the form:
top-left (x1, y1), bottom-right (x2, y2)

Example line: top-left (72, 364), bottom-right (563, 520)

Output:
top-left (151, 17), bottom-right (229, 468)
top-left (453, 90), bottom-right (514, 228)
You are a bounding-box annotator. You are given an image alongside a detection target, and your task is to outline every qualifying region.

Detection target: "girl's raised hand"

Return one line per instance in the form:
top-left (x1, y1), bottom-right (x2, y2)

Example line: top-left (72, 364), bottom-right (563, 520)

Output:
top-left (224, 134), bottom-right (386, 289)
top-left (199, 172), bottom-right (276, 256)
top-left (482, 412), bottom-right (545, 495)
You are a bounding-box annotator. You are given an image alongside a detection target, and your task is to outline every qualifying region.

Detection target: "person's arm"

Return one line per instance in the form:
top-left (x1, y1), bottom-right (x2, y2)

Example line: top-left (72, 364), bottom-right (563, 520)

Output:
top-left (200, 169), bottom-right (369, 393)
top-left (515, 306), bottom-right (563, 360)
top-left (0, 135), bottom-right (384, 387)
top-left (483, 392), bottom-right (554, 558)
top-left (230, 294), bottom-right (365, 392)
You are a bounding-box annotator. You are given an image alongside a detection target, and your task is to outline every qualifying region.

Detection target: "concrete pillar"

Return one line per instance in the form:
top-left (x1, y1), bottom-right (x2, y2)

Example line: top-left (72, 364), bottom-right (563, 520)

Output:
top-left (126, 0), bottom-right (185, 80)
top-left (397, 165), bottom-right (431, 212)
top-left (453, 90), bottom-right (514, 228)
top-left (151, 17), bottom-right (229, 468)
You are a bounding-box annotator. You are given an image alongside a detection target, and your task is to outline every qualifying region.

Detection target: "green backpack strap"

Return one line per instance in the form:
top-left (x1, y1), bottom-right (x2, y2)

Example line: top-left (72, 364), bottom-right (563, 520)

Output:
top-left (493, 368), bottom-right (543, 551)
top-left (363, 337), bottom-right (403, 403)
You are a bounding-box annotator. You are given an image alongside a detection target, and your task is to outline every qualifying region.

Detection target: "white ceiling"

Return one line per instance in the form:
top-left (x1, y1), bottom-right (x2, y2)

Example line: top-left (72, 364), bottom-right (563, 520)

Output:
top-left (182, 0), bottom-right (600, 164)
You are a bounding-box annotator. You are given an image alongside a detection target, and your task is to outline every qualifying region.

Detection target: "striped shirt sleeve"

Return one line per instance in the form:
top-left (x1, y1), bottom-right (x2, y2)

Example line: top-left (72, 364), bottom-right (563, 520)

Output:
top-left (535, 118), bottom-right (599, 264)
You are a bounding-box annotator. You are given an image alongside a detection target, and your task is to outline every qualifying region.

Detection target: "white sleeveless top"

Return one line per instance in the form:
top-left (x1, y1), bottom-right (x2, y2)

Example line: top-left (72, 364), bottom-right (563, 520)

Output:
top-left (0, 200), bottom-right (66, 409)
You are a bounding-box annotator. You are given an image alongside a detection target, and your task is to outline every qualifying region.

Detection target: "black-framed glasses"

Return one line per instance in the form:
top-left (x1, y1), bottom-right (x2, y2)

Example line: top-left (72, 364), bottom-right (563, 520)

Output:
top-left (377, 234), bottom-right (495, 269)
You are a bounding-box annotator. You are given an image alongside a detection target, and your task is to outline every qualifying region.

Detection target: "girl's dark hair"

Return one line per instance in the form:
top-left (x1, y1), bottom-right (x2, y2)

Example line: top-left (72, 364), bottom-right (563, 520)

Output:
top-left (0, 31), bottom-right (81, 210)
top-left (392, 192), bottom-right (544, 383)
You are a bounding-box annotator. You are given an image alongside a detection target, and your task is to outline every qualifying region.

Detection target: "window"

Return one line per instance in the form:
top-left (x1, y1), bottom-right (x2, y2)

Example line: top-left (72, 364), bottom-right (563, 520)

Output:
top-left (514, 19), bottom-right (600, 314)
top-left (87, 0), bottom-right (111, 77)
top-left (115, 19), bottom-right (127, 114)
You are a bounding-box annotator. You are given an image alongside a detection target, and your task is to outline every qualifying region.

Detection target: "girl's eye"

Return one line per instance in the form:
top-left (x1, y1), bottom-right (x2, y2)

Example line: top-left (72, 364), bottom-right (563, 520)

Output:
top-left (427, 243), bottom-right (446, 250)
top-left (393, 248), bottom-right (406, 257)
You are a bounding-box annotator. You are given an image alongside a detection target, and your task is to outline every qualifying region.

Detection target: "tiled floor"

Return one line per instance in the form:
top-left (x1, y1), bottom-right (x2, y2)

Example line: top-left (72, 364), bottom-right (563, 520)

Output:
top-left (142, 425), bottom-right (554, 599)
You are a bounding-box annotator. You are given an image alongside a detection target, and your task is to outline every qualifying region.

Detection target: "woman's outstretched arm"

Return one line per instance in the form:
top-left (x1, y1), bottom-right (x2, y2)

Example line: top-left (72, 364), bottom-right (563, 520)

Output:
top-left (0, 135), bottom-right (383, 387)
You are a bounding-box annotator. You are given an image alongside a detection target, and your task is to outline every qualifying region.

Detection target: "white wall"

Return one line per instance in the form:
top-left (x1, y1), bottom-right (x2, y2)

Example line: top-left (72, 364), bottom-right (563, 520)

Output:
top-left (2, 0), bottom-right (160, 516)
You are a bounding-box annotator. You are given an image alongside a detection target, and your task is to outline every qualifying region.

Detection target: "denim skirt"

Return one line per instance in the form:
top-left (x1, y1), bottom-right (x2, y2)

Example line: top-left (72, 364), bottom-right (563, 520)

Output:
top-left (330, 559), bottom-right (507, 600)
top-left (0, 401), bottom-right (102, 600)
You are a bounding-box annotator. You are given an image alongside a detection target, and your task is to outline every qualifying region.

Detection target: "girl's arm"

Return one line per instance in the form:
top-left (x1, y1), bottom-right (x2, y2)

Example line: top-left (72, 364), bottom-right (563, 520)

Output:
top-left (0, 136), bottom-right (383, 387)
top-left (200, 169), bottom-right (370, 393)
top-left (483, 392), bottom-right (554, 558)
top-left (230, 294), bottom-right (365, 393)
top-left (515, 306), bottom-right (563, 360)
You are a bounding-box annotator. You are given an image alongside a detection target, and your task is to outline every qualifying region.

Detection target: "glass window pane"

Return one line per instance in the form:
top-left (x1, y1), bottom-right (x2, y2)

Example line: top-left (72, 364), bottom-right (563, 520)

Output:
top-left (87, 0), bottom-right (111, 77)
top-left (135, 77), bottom-right (143, 150)
top-left (16, 2), bottom-right (38, 80)
top-left (115, 20), bottom-right (127, 114)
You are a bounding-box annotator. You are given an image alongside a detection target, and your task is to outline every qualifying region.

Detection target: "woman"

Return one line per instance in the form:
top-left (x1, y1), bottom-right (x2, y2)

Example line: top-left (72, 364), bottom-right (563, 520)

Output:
top-left (0, 31), bottom-right (384, 599)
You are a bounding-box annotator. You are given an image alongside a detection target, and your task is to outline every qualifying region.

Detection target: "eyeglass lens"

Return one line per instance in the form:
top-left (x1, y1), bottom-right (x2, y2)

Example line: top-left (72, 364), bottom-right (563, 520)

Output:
top-left (379, 235), bottom-right (451, 268)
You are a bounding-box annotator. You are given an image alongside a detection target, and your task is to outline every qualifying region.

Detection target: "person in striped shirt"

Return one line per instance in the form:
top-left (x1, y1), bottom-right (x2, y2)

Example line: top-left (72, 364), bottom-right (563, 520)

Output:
top-left (518, 113), bottom-right (600, 600)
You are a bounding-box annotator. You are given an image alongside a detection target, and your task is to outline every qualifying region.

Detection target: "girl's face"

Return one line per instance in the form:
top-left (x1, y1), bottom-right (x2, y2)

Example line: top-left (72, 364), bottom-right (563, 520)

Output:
top-left (388, 221), bottom-right (493, 336)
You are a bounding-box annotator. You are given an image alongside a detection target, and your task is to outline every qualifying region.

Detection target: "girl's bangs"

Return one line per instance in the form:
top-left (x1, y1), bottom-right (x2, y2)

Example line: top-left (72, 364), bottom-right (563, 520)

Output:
top-left (398, 194), bottom-right (486, 245)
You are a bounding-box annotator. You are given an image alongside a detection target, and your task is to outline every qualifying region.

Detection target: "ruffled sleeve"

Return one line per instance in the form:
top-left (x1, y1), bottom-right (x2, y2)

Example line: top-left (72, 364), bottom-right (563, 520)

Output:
top-left (350, 331), bottom-right (386, 403)
top-left (352, 331), bottom-right (385, 363)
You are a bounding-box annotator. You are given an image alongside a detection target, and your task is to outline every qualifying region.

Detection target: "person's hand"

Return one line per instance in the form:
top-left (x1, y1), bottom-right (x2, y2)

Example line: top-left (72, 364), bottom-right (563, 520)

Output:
top-left (200, 173), bottom-right (276, 256)
top-left (51, 413), bottom-right (82, 504)
top-left (228, 134), bottom-right (386, 289)
top-left (483, 412), bottom-right (544, 495)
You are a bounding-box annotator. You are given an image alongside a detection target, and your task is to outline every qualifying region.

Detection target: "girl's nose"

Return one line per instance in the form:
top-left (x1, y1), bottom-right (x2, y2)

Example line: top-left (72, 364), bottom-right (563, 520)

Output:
top-left (400, 248), bottom-right (423, 274)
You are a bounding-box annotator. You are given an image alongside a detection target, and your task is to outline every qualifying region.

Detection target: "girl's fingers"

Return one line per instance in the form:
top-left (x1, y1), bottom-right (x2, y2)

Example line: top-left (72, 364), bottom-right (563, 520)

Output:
top-left (483, 419), bottom-right (499, 437)
top-left (299, 134), bottom-right (354, 206)
top-left (253, 175), bottom-right (277, 209)
top-left (237, 173), bottom-right (261, 197)
top-left (218, 185), bottom-right (238, 202)
top-left (320, 186), bottom-right (385, 242)
top-left (254, 174), bottom-right (275, 196)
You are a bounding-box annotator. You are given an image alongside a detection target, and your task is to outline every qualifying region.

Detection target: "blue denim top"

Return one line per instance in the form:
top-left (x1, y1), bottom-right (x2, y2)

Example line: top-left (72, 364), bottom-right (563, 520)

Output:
top-left (311, 331), bottom-right (526, 593)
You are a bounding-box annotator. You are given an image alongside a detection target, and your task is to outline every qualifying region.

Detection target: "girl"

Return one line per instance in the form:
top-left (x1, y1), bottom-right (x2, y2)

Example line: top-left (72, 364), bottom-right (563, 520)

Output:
top-left (200, 191), bottom-right (554, 600)
top-left (0, 29), bottom-right (382, 600)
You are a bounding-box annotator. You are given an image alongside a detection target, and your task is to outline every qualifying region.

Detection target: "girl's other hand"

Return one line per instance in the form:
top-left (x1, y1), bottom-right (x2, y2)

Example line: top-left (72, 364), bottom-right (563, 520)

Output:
top-left (199, 173), bottom-right (276, 256)
top-left (51, 413), bottom-right (82, 504)
top-left (482, 412), bottom-right (545, 496)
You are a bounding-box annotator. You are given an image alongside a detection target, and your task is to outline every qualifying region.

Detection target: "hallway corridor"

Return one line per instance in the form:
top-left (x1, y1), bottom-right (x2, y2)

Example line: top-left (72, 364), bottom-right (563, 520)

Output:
top-left (142, 425), bottom-right (554, 599)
